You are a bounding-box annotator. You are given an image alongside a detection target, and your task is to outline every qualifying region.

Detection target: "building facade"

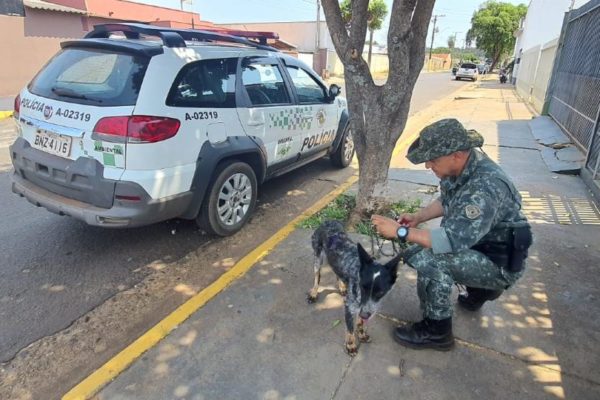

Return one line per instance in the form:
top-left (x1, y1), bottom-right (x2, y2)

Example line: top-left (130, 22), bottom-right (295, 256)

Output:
top-left (511, 0), bottom-right (589, 112)
top-left (0, 0), bottom-right (213, 96)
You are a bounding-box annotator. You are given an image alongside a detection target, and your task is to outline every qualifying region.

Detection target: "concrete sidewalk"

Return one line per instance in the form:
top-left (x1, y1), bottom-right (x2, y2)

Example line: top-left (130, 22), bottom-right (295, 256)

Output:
top-left (83, 79), bottom-right (600, 399)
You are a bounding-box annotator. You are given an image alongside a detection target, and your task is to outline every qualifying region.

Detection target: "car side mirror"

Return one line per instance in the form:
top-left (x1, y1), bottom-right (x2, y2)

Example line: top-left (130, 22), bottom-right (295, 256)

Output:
top-left (328, 84), bottom-right (341, 100)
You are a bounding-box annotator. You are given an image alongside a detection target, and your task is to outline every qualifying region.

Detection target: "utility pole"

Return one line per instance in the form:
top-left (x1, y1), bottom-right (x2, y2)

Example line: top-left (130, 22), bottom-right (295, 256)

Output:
top-left (315, 0), bottom-right (321, 74)
top-left (428, 14), bottom-right (445, 61)
top-left (180, 0), bottom-right (194, 28)
top-left (452, 31), bottom-right (461, 67)
top-left (315, 0), bottom-right (321, 52)
top-left (453, 31), bottom-right (461, 49)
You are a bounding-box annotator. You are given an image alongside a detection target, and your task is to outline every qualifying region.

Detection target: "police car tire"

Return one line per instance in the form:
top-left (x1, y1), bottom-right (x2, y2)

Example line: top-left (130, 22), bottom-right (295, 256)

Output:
top-left (198, 161), bottom-right (257, 236)
top-left (330, 124), bottom-right (354, 168)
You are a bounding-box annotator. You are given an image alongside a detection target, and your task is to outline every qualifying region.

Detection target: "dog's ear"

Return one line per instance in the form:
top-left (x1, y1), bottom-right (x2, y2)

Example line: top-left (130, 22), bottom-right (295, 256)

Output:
top-left (384, 253), bottom-right (402, 279)
top-left (356, 243), bottom-right (373, 265)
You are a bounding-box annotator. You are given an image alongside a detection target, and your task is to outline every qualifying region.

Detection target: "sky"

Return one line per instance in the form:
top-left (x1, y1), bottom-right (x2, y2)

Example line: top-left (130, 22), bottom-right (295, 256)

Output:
top-left (129, 0), bottom-right (529, 48)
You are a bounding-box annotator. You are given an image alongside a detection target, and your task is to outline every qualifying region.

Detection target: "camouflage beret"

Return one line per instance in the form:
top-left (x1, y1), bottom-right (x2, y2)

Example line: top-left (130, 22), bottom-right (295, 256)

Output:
top-left (406, 118), bottom-right (484, 164)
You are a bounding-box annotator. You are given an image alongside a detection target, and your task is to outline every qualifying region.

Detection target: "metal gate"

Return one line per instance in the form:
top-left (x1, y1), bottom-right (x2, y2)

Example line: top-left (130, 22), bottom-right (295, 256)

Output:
top-left (546, 0), bottom-right (600, 184)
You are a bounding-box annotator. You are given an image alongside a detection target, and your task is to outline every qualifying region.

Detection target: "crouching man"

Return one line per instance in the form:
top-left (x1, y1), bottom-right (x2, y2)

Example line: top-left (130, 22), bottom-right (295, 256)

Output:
top-left (372, 119), bottom-right (532, 351)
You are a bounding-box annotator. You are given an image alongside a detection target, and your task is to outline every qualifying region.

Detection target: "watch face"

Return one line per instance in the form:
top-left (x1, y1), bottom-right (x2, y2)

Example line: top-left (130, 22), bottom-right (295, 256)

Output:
top-left (397, 227), bottom-right (408, 237)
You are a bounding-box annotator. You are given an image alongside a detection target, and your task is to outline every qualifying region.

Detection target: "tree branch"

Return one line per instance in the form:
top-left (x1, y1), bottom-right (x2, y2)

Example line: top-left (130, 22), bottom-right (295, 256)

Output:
top-left (386, 0), bottom-right (416, 95)
top-left (349, 0), bottom-right (370, 58)
top-left (321, 0), bottom-right (351, 62)
top-left (408, 0), bottom-right (436, 84)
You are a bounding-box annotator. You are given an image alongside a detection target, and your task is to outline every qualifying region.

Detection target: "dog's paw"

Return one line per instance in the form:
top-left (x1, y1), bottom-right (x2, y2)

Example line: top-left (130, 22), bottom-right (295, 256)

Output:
top-left (358, 332), bottom-right (371, 343)
top-left (345, 334), bottom-right (358, 356)
top-left (345, 343), bottom-right (358, 357)
top-left (306, 293), bottom-right (318, 304)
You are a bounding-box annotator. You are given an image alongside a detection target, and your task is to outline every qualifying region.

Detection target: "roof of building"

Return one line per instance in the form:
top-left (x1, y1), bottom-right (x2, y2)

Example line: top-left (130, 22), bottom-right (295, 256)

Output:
top-left (23, 0), bottom-right (86, 14)
top-left (84, 0), bottom-right (202, 26)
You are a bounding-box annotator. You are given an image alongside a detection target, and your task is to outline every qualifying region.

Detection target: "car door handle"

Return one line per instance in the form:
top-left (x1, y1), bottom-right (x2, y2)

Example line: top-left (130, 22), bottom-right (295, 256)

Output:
top-left (247, 119), bottom-right (265, 126)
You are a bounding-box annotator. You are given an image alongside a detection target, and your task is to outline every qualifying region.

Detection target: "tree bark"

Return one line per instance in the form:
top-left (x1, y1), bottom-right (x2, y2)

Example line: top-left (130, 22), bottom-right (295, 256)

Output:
top-left (322, 0), bottom-right (436, 212)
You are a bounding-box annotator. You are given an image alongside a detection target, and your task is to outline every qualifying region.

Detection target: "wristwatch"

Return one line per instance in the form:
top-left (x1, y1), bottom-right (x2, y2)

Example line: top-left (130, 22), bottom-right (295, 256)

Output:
top-left (397, 226), bottom-right (409, 243)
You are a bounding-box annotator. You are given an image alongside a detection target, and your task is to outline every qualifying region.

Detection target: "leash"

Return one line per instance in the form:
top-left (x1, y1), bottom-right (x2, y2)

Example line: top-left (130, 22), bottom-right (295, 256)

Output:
top-left (369, 231), bottom-right (402, 258)
top-left (367, 210), bottom-right (405, 258)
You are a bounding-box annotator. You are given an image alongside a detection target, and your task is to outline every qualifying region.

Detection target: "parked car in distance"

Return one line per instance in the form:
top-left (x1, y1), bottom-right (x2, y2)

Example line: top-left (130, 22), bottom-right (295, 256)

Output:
top-left (456, 63), bottom-right (479, 81)
top-left (10, 23), bottom-right (354, 236)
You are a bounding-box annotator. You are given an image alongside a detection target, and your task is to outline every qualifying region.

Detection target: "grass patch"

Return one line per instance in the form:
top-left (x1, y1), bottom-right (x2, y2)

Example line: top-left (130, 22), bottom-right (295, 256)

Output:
top-left (298, 193), bottom-right (421, 234)
top-left (298, 194), bottom-right (356, 229)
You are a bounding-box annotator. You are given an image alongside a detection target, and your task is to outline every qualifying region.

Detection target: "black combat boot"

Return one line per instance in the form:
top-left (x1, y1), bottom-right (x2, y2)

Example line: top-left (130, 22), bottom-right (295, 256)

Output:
top-left (458, 287), bottom-right (503, 311)
top-left (393, 317), bottom-right (454, 351)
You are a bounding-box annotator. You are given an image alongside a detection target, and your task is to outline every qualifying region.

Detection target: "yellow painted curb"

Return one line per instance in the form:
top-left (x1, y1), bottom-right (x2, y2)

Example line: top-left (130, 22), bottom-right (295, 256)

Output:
top-left (0, 111), bottom-right (13, 120)
top-left (62, 175), bottom-right (358, 400)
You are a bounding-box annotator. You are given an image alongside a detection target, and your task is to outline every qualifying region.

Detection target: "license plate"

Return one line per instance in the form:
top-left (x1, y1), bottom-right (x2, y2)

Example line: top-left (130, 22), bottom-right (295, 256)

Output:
top-left (32, 130), bottom-right (72, 158)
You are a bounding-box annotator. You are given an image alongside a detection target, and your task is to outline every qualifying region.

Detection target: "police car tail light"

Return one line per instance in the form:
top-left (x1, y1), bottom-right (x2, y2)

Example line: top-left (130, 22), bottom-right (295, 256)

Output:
top-left (93, 116), bottom-right (180, 143)
top-left (14, 94), bottom-right (20, 119)
top-left (94, 116), bottom-right (129, 139)
top-left (127, 116), bottom-right (180, 143)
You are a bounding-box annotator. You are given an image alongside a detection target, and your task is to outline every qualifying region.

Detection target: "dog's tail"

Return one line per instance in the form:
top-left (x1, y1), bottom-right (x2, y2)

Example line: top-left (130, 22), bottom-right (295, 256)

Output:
top-left (311, 226), bottom-right (325, 257)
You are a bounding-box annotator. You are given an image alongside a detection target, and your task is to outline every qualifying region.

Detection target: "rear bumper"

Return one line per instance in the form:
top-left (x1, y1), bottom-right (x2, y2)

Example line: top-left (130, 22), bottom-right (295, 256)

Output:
top-left (11, 172), bottom-right (193, 227)
top-left (456, 74), bottom-right (476, 79)
top-left (9, 137), bottom-right (194, 227)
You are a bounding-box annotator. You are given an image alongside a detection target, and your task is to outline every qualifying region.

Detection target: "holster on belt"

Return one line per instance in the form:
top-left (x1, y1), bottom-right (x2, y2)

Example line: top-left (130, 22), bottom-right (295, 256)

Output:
top-left (472, 226), bottom-right (533, 273)
top-left (508, 225), bottom-right (533, 273)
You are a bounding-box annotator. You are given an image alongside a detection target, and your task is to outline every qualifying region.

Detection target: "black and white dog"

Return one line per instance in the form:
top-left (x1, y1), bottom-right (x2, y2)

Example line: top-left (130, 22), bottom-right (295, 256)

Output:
top-left (308, 220), bottom-right (402, 356)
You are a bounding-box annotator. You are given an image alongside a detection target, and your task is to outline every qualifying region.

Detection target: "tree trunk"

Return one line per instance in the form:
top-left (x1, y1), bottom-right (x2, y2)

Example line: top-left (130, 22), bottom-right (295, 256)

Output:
top-left (322, 0), bottom-right (436, 214)
top-left (343, 73), bottom-right (411, 212)
top-left (488, 44), bottom-right (501, 72)
top-left (490, 50), bottom-right (501, 72)
top-left (367, 28), bottom-right (374, 66)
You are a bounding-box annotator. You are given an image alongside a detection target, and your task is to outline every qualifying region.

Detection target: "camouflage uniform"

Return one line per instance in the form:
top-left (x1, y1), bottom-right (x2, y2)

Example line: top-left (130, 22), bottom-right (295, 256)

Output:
top-left (405, 119), bottom-right (529, 320)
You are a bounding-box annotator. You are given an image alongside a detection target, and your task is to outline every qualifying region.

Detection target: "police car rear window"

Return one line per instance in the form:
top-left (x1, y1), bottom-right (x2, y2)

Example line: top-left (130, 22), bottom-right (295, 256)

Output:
top-left (461, 63), bottom-right (477, 69)
top-left (28, 48), bottom-right (148, 106)
top-left (167, 58), bottom-right (237, 108)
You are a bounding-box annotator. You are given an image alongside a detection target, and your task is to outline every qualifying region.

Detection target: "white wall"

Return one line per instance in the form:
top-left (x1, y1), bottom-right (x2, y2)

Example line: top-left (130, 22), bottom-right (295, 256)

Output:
top-left (517, 0), bottom-right (589, 54)
top-left (218, 21), bottom-right (333, 53)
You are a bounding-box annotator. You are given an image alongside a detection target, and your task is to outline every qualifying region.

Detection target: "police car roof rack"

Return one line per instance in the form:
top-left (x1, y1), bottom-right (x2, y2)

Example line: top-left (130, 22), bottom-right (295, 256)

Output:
top-left (85, 23), bottom-right (279, 52)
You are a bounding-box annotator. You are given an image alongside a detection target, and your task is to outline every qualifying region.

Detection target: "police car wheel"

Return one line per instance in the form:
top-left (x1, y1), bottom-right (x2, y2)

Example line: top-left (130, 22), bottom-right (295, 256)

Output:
top-left (199, 161), bottom-right (257, 236)
top-left (331, 124), bottom-right (354, 168)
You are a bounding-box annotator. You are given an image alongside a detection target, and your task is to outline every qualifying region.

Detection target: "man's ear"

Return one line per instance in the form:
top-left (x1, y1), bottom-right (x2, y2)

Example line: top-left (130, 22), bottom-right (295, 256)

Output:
top-left (356, 243), bottom-right (373, 266)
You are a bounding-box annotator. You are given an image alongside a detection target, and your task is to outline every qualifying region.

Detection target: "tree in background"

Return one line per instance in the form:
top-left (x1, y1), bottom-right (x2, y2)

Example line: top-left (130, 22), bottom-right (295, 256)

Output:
top-left (322, 0), bottom-right (435, 216)
top-left (340, 0), bottom-right (388, 66)
top-left (467, 1), bottom-right (527, 71)
top-left (447, 34), bottom-right (456, 49)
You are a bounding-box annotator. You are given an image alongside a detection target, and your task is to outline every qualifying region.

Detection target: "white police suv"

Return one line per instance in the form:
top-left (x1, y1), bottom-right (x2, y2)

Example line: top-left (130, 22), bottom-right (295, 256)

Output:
top-left (10, 23), bottom-right (353, 236)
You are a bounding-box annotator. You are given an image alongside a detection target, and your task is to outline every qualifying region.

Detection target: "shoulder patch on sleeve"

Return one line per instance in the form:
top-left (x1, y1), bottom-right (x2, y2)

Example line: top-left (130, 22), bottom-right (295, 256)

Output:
top-left (465, 204), bottom-right (481, 219)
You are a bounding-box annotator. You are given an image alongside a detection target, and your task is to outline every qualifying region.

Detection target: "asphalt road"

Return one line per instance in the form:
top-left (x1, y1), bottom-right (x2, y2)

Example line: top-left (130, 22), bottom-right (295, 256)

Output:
top-left (0, 71), bottom-right (462, 366)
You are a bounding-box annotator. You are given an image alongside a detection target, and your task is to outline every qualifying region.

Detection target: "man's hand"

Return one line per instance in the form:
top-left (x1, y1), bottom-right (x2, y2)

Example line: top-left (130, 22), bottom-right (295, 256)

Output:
top-left (396, 213), bottom-right (420, 228)
top-left (371, 215), bottom-right (400, 240)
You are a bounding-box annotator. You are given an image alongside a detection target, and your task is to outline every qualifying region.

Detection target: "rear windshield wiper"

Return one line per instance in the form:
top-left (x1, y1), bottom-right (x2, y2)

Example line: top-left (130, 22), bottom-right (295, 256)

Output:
top-left (51, 87), bottom-right (103, 103)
